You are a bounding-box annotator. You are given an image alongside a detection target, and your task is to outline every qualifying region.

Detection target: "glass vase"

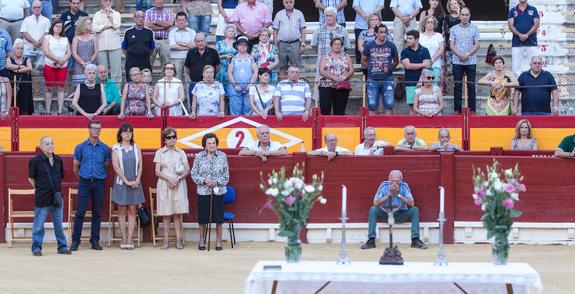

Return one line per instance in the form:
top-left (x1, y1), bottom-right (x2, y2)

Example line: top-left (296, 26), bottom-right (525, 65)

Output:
top-left (285, 232), bottom-right (302, 263)
top-left (491, 230), bottom-right (509, 265)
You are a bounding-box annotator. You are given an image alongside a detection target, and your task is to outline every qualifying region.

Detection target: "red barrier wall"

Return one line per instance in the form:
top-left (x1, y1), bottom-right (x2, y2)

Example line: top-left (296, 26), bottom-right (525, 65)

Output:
top-left (3, 148), bottom-right (575, 244)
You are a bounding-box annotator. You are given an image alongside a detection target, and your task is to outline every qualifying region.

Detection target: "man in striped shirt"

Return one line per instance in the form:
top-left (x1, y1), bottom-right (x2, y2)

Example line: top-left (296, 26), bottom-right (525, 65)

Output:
top-left (273, 65), bottom-right (312, 122)
top-left (144, 0), bottom-right (174, 69)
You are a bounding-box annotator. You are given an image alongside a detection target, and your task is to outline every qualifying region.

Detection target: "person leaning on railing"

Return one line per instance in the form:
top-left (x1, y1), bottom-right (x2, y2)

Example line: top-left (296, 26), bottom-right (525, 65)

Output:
top-left (308, 133), bottom-right (352, 162)
top-left (71, 64), bottom-right (106, 120)
top-left (395, 125), bottom-right (428, 152)
top-left (554, 132), bottom-right (575, 159)
top-left (119, 67), bottom-right (152, 119)
top-left (430, 128), bottom-right (461, 152)
top-left (189, 65), bottom-right (225, 119)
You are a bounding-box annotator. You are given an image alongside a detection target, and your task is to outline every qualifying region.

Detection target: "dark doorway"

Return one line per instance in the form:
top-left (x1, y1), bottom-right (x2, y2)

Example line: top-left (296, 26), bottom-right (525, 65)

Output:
top-left (272, 0), bottom-right (509, 22)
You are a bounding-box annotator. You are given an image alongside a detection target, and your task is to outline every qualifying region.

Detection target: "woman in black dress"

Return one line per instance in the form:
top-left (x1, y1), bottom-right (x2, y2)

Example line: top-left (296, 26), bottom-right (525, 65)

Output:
top-left (71, 63), bottom-right (107, 120)
top-left (6, 39), bottom-right (34, 115)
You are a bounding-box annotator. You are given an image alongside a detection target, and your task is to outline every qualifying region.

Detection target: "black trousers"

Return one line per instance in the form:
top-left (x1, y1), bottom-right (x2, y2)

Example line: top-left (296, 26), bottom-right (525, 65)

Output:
top-left (452, 64), bottom-right (477, 113)
top-left (319, 87), bottom-right (350, 115)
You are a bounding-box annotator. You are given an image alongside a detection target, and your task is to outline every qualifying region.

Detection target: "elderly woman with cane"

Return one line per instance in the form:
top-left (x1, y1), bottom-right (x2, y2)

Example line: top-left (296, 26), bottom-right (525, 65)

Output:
top-left (191, 133), bottom-right (229, 251)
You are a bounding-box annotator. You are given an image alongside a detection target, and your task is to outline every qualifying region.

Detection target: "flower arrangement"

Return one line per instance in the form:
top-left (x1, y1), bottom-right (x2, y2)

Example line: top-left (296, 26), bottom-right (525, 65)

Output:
top-left (260, 164), bottom-right (326, 262)
top-left (472, 160), bottom-right (525, 265)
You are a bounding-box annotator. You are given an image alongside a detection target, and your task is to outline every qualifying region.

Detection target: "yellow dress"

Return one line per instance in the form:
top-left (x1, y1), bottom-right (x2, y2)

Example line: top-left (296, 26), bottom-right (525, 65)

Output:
top-left (486, 71), bottom-right (513, 116)
top-left (153, 147), bottom-right (189, 216)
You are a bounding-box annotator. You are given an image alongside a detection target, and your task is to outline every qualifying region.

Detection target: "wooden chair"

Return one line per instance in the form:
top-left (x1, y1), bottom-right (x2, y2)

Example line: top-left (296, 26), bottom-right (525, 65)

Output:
top-left (7, 188), bottom-right (36, 247)
top-left (149, 187), bottom-right (184, 246)
top-left (108, 188), bottom-right (141, 248)
top-left (67, 187), bottom-right (92, 246)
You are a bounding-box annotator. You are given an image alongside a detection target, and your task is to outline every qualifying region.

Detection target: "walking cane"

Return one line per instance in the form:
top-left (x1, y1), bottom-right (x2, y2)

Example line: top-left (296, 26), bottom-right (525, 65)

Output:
top-left (206, 189), bottom-right (214, 251)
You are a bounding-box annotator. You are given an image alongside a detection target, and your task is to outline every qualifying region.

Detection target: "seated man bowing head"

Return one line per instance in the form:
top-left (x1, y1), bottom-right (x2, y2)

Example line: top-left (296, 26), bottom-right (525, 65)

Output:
top-left (308, 133), bottom-right (351, 161)
top-left (239, 125), bottom-right (287, 162)
top-left (361, 170), bottom-right (427, 250)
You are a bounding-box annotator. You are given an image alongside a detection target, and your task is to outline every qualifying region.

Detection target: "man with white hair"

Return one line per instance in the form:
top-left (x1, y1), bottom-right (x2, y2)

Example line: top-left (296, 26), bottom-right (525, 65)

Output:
top-left (92, 0), bottom-right (123, 84)
top-left (273, 65), bottom-right (312, 122)
top-left (430, 128), bottom-right (461, 152)
top-left (239, 125), bottom-right (287, 162)
top-left (308, 133), bottom-right (351, 161)
top-left (355, 127), bottom-right (391, 155)
top-left (311, 6), bottom-right (350, 61)
top-left (361, 170), bottom-right (427, 249)
top-left (512, 55), bottom-right (559, 116)
top-left (395, 125), bottom-right (428, 151)
top-left (28, 136), bottom-right (72, 256)
top-left (20, 0), bottom-right (50, 71)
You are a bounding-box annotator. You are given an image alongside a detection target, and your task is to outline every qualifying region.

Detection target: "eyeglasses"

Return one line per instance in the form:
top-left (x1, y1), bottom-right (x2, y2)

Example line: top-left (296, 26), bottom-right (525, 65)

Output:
top-left (165, 67), bottom-right (175, 70)
top-left (166, 135), bottom-right (176, 140)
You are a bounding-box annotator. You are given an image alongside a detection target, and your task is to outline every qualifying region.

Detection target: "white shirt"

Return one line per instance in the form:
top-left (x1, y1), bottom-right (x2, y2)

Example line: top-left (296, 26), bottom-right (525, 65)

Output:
top-left (246, 141), bottom-right (284, 152)
top-left (92, 9), bottom-right (122, 51)
top-left (419, 32), bottom-right (444, 68)
top-left (44, 35), bottom-right (69, 67)
top-left (354, 140), bottom-right (389, 155)
top-left (0, 0), bottom-right (29, 20)
top-left (249, 84), bottom-right (275, 112)
top-left (20, 14), bottom-right (50, 56)
top-left (155, 77), bottom-right (184, 116)
top-left (168, 27), bottom-right (196, 59)
top-left (315, 146), bottom-right (350, 153)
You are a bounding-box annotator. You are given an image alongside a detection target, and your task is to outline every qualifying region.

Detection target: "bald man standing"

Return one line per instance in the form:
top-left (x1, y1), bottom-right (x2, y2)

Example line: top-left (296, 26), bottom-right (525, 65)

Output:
top-left (361, 170), bottom-right (427, 249)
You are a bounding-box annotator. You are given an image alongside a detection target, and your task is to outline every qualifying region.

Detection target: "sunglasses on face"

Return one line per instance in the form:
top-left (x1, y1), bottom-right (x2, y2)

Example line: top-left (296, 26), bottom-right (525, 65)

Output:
top-left (166, 135), bottom-right (176, 140)
top-left (425, 76), bottom-right (434, 80)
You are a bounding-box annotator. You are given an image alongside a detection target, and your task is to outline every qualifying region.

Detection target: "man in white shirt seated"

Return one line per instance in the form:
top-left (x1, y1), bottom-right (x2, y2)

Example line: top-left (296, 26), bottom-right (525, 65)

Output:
top-left (395, 125), bottom-right (428, 152)
top-left (239, 125), bottom-right (287, 162)
top-left (355, 127), bottom-right (392, 155)
top-left (308, 133), bottom-right (351, 161)
top-left (430, 128), bottom-right (461, 152)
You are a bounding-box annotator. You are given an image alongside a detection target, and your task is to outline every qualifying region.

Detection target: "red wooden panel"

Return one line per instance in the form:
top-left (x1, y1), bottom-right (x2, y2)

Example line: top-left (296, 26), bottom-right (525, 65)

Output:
top-left (366, 115), bottom-right (464, 128)
top-left (454, 155), bottom-right (575, 222)
top-left (166, 115), bottom-right (314, 129)
top-left (304, 155), bottom-right (442, 223)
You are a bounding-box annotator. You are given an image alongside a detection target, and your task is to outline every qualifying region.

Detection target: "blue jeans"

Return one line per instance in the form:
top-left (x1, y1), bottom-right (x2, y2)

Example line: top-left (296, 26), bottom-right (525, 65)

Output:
top-left (367, 79), bottom-right (396, 110)
top-left (188, 15), bottom-right (212, 35)
top-left (367, 206), bottom-right (420, 240)
top-left (453, 64), bottom-right (477, 113)
top-left (228, 84), bottom-right (252, 115)
top-left (136, 0), bottom-right (152, 11)
top-left (72, 179), bottom-right (105, 244)
top-left (32, 205), bottom-right (68, 253)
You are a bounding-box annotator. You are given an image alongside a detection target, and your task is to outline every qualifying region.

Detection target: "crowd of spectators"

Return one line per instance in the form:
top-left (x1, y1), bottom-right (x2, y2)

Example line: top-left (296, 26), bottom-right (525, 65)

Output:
top-left (0, 0), bottom-right (564, 118)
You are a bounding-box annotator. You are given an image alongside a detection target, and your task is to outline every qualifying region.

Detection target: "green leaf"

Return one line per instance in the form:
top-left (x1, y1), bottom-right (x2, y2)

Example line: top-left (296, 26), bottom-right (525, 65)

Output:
top-left (486, 230), bottom-right (494, 240)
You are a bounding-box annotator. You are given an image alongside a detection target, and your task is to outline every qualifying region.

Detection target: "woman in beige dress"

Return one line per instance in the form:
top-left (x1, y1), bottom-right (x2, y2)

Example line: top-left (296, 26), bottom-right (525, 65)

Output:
top-left (153, 127), bottom-right (190, 249)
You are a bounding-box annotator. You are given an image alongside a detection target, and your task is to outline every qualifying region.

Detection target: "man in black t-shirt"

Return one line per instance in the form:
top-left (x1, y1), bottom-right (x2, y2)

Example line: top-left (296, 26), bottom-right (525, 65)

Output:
top-left (60, 0), bottom-right (88, 44)
top-left (184, 32), bottom-right (220, 107)
top-left (122, 11), bottom-right (155, 81)
top-left (28, 136), bottom-right (71, 256)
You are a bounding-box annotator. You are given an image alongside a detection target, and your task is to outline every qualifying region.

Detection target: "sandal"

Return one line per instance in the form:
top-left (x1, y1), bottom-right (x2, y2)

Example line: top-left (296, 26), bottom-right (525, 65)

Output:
top-left (176, 240), bottom-right (184, 250)
top-left (126, 243), bottom-right (135, 250)
top-left (160, 240), bottom-right (169, 249)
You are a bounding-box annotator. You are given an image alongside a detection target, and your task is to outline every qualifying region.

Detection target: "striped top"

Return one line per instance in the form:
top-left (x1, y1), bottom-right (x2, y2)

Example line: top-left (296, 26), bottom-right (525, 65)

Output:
top-left (273, 79), bottom-right (312, 115)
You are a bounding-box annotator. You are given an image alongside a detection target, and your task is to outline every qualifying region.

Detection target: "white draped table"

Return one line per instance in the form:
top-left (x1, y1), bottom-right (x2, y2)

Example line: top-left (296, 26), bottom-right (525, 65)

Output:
top-left (245, 261), bottom-right (543, 294)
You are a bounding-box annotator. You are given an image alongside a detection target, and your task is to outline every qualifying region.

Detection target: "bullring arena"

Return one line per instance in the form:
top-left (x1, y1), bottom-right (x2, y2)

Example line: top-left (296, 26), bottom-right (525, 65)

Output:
top-left (2, 0), bottom-right (575, 293)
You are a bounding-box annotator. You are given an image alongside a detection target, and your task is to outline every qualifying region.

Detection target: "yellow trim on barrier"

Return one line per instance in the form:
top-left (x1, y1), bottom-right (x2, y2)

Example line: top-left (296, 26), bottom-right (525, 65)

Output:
top-left (0, 127), bottom-right (11, 151)
top-left (320, 128), bottom-right (361, 152)
top-left (19, 128), bottom-right (161, 154)
top-left (470, 128), bottom-right (575, 151)
top-left (374, 128), bottom-right (463, 147)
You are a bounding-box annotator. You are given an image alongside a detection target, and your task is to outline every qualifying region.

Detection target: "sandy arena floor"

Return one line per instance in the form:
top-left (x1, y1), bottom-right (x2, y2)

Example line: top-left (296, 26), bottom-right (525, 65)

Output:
top-left (0, 241), bottom-right (573, 293)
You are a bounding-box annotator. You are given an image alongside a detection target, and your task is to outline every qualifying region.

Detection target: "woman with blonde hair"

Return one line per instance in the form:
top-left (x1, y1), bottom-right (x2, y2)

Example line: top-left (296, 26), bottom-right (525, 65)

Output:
top-left (511, 119), bottom-right (537, 150)
top-left (71, 17), bottom-right (98, 87)
top-left (154, 127), bottom-right (190, 249)
top-left (419, 15), bottom-right (445, 84)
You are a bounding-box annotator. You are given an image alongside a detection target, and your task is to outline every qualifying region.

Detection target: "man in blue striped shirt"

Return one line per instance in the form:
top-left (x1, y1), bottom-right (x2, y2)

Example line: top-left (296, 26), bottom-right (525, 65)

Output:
top-left (273, 65), bottom-right (312, 122)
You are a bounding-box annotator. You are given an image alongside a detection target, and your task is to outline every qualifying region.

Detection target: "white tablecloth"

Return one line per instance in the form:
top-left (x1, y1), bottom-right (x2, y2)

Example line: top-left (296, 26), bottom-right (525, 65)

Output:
top-left (245, 261), bottom-right (543, 294)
